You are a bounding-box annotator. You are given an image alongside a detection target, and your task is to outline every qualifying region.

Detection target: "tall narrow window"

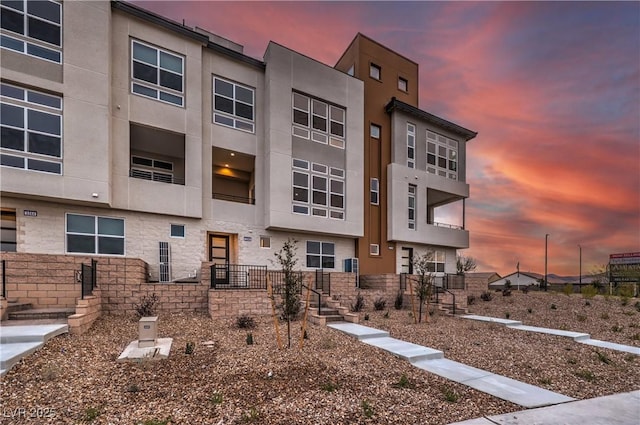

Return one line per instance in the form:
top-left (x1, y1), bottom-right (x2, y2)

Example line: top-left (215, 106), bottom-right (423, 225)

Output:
top-left (369, 63), bottom-right (381, 80)
top-left (213, 77), bottom-right (255, 132)
top-left (407, 123), bottom-right (415, 168)
top-left (370, 178), bottom-right (379, 205)
top-left (408, 184), bottom-right (416, 230)
top-left (131, 40), bottom-right (184, 106)
top-left (370, 124), bottom-right (380, 139)
top-left (1, 82), bottom-right (63, 174)
top-left (398, 77), bottom-right (408, 92)
top-left (0, 0), bottom-right (62, 63)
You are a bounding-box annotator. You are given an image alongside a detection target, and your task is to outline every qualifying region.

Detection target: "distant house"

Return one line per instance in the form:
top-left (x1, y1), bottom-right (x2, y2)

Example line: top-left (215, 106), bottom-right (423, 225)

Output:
top-left (489, 272), bottom-right (547, 290)
top-left (466, 272), bottom-right (501, 295)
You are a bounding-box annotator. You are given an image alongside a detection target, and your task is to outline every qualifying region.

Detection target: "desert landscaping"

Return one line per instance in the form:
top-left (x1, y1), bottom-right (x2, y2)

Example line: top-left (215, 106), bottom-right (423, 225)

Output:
top-left (1, 290), bottom-right (639, 425)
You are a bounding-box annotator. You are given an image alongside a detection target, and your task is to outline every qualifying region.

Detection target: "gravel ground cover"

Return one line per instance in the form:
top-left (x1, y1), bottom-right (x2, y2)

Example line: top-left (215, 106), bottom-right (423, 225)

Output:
top-left (1, 291), bottom-right (638, 425)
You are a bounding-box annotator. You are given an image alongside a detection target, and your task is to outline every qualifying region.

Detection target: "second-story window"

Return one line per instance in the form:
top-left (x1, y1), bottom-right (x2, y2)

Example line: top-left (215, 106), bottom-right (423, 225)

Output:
top-left (213, 77), bottom-right (255, 133)
top-left (1, 82), bottom-right (62, 174)
top-left (408, 184), bottom-right (416, 230)
top-left (131, 40), bottom-right (184, 107)
top-left (427, 131), bottom-right (458, 180)
top-left (398, 77), bottom-right (408, 92)
top-left (370, 63), bottom-right (381, 80)
top-left (407, 123), bottom-right (415, 168)
top-left (1, 0), bottom-right (62, 63)
top-left (292, 159), bottom-right (344, 220)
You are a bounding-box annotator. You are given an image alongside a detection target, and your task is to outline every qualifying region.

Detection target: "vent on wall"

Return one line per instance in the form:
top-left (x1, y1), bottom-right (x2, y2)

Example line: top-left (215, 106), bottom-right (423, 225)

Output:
top-left (159, 241), bottom-right (171, 283)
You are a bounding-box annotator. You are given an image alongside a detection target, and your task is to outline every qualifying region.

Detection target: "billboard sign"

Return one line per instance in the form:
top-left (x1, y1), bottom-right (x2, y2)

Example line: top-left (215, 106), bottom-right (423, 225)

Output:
top-left (609, 252), bottom-right (640, 284)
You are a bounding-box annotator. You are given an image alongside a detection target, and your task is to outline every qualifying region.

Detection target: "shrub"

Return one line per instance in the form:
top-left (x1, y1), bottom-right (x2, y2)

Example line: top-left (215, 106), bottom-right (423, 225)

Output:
top-left (134, 293), bottom-right (159, 318)
top-left (505, 312), bottom-right (510, 319)
top-left (611, 325), bottom-right (623, 333)
top-left (83, 407), bottom-right (100, 422)
top-left (361, 400), bottom-right (374, 419)
top-left (185, 342), bottom-right (195, 355)
top-left (632, 333), bottom-right (640, 341)
top-left (393, 373), bottom-right (414, 389)
top-left (236, 315), bottom-right (256, 329)
top-left (246, 333), bottom-right (254, 345)
top-left (383, 310), bottom-right (390, 318)
top-left (563, 284), bottom-right (573, 296)
top-left (242, 407), bottom-right (260, 423)
top-left (567, 357), bottom-right (577, 365)
top-left (521, 286), bottom-right (530, 294)
top-left (364, 313), bottom-right (370, 321)
top-left (480, 291), bottom-right (493, 301)
top-left (350, 292), bottom-right (365, 312)
top-left (584, 300), bottom-right (591, 306)
top-left (467, 294), bottom-right (476, 305)
top-left (600, 312), bottom-right (610, 320)
top-left (210, 392), bottom-right (223, 405)
top-left (373, 297), bottom-right (387, 311)
top-left (527, 308), bottom-right (533, 314)
top-left (595, 351), bottom-right (612, 365)
top-left (550, 304), bottom-right (557, 310)
top-left (321, 381), bottom-right (338, 392)
top-left (576, 314), bottom-right (587, 322)
top-left (502, 288), bottom-right (512, 297)
top-left (441, 386), bottom-right (459, 402)
top-left (635, 301), bottom-right (640, 312)
top-left (581, 286), bottom-right (598, 299)
top-left (539, 377), bottom-right (552, 385)
top-left (575, 370), bottom-right (596, 382)
top-left (394, 291), bottom-right (404, 310)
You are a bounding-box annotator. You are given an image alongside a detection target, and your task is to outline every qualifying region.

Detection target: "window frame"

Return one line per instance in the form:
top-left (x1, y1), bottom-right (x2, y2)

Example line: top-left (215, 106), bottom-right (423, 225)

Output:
top-left (426, 130), bottom-right (458, 180)
top-left (369, 63), bottom-right (381, 80)
top-left (1, 82), bottom-right (63, 175)
top-left (65, 213), bottom-right (125, 255)
top-left (213, 76), bottom-right (255, 133)
top-left (408, 184), bottom-right (416, 230)
top-left (369, 244), bottom-right (380, 256)
top-left (306, 240), bottom-right (335, 269)
top-left (170, 223), bottom-right (185, 238)
top-left (427, 250), bottom-right (446, 273)
top-left (407, 123), bottom-right (415, 169)
top-left (398, 77), bottom-right (408, 92)
top-left (259, 236), bottom-right (271, 249)
top-left (292, 92), bottom-right (345, 149)
top-left (131, 39), bottom-right (184, 107)
top-left (292, 159), bottom-right (345, 220)
top-left (370, 178), bottom-right (379, 205)
top-left (0, 0), bottom-right (63, 64)
top-left (370, 123), bottom-right (381, 139)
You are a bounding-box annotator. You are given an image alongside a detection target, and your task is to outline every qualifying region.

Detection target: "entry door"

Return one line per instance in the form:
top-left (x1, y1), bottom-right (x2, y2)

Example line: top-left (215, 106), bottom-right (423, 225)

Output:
top-left (209, 235), bottom-right (230, 284)
top-left (401, 247), bottom-right (413, 274)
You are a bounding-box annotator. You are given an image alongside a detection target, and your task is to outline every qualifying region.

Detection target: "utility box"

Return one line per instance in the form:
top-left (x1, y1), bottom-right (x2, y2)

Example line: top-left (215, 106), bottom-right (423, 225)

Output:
top-left (138, 316), bottom-right (158, 348)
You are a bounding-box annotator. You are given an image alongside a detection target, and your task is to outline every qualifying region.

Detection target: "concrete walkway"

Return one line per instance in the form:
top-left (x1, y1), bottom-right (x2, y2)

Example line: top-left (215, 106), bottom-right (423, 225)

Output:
top-left (461, 315), bottom-right (640, 355)
top-left (449, 390), bottom-right (640, 425)
top-left (0, 324), bottom-right (68, 376)
top-left (328, 322), bottom-right (575, 408)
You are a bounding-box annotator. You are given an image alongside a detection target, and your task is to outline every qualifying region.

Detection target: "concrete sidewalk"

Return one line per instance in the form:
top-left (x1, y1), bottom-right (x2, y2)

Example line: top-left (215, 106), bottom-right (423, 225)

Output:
top-left (328, 322), bottom-right (575, 408)
top-left (461, 315), bottom-right (640, 355)
top-left (449, 390), bottom-right (640, 425)
top-left (0, 324), bottom-right (68, 376)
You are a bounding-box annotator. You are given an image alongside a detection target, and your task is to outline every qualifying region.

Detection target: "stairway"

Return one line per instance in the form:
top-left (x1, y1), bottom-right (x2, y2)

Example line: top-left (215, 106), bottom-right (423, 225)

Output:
top-left (305, 294), bottom-right (359, 325)
top-left (5, 301), bottom-right (74, 323)
top-left (0, 323), bottom-right (68, 376)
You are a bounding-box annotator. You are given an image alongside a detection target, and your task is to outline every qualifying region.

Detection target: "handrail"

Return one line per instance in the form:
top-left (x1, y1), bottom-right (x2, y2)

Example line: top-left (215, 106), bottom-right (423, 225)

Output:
top-left (442, 287), bottom-right (456, 315)
top-left (1, 259), bottom-right (6, 299)
top-left (302, 283), bottom-right (322, 316)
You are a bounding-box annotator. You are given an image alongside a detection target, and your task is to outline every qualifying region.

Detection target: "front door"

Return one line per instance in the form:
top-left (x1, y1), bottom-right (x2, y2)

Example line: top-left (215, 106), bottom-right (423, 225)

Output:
top-left (401, 247), bottom-right (413, 274)
top-left (209, 235), bottom-right (230, 284)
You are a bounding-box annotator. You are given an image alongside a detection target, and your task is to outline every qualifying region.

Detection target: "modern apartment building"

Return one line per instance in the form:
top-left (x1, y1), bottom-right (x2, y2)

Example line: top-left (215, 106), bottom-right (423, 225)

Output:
top-left (1, 1), bottom-right (474, 285)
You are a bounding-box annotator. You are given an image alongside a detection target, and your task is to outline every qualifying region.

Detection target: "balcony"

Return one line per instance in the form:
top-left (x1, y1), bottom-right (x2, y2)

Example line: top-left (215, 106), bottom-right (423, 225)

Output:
top-left (212, 147), bottom-right (255, 204)
top-left (129, 123), bottom-right (185, 185)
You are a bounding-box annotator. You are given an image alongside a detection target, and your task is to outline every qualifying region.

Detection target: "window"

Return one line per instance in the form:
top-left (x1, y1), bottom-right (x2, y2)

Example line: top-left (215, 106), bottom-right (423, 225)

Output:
top-left (407, 123), bottom-right (415, 168)
top-left (347, 65), bottom-right (354, 76)
top-left (408, 184), bottom-right (416, 230)
top-left (369, 63), bottom-right (381, 80)
top-left (398, 77), bottom-right (408, 92)
top-left (1, 82), bottom-right (62, 174)
top-left (260, 236), bottom-right (271, 249)
top-left (131, 40), bottom-right (184, 106)
top-left (370, 244), bottom-right (379, 256)
top-left (370, 178), bottom-right (379, 205)
top-left (427, 251), bottom-right (445, 273)
top-left (306, 241), bottom-right (335, 269)
top-left (1, 208), bottom-right (17, 252)
top-left (370, 123), bottom-right (380, 139)
top-left (170, 224), bottom-right (185, 238)
top-left (130, 156), bottom-right (174, 183)
top-left (0, 0), bottom-right (62, 63)
top-left (292, 159), bottom-right (345, 219)
top-left (66, 213), bottom-right (124, 255)
top-left (427, 131), bottom-right (458, 180)
top-left (213, 77), bottom-right (255, 132)
top-left (292, 92), bottom-right (345, 149)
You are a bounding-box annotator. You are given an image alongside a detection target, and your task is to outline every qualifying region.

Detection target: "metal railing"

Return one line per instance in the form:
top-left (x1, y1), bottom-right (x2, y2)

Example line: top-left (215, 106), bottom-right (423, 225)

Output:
top-left (210, 264), bottom-right (267, 289)
top-left (302, 283), bottom-right (322, 316)
top-left (129, 169), bottom-right (185, 185)
top-left (81, 259), bottom-right (97, 299)
top-left (401, 273), bottom-right (465, 291)
top-left (315, 269), bottom-right (331, 294)
top-left (212, 193), bottom-right (255, 205)
top-left (431, 221), bottom-right (464, 230)
top-left (1, 259), bottom-right (6, 299)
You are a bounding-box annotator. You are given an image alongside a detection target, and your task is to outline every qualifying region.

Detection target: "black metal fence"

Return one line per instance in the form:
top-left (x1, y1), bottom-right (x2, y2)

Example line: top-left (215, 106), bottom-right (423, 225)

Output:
top-left (315, 269), bottom-right (331, 294)
top-left (1, 259), bottom-right (6, 299)
top-left (210, 264), bottom-right (268, 289)
top-left (81, 259), bottom-right (97, 299)
top-left (400, 273), bottom-right (465, 291)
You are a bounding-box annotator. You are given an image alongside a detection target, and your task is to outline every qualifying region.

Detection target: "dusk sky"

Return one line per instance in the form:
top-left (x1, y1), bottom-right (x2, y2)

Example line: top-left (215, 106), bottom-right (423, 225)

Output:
top-left (134, 1), bottom-right (640, 276)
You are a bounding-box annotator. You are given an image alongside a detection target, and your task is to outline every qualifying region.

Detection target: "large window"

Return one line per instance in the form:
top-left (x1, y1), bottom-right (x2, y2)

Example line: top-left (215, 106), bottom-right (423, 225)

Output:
top-left (213, 77), bottom-right (254, 133)
top-left (292, 92), bottom-right (345, 149)
top-left (0, 0), bottom-right (62, 63)
top-left (292, 159), bottom-right (345, 220)
top-left (407, 123), bottom-right (415, 168)
top-left (306, 241), bottom-right (335, 269)
top-left (427, 131), bottom-right (458, 180)
top-left (1, 82), bottom-right (62, 174)
top-left (408, 184), bottom-right (416, 230)
top-left (66, 214), bottom-right (125, 255)
top-left (427, 250), bottom-right (445, 273)
top-left (131, 40), bottom-right (184, 106)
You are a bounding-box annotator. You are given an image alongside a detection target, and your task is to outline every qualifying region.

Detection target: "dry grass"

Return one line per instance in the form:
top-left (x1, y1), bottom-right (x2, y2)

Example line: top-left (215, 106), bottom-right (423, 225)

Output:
top-left (1, 291), bottom-right (638, 424)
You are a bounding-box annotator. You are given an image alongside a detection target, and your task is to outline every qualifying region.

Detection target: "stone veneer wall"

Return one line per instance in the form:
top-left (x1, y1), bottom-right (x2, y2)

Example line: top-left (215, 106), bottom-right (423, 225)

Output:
top-left (67, 289), bottom-right (102, 334)
top-left (466, 276), bottom-right (490, 297)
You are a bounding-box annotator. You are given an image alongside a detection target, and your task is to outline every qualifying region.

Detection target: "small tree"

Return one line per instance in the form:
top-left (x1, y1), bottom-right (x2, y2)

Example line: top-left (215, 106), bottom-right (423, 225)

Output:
top-left (412, 251), bottom-right (435, 323)
top-left (456, 255), bottom-right (477, 275)
top-left (273, 238), bottom-right (302, 348)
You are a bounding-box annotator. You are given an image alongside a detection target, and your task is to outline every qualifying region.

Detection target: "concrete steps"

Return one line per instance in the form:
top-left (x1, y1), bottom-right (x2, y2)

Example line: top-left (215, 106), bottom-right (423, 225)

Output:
top-left (8, 307), bottom-right (75, 321)
top-left (305, 296), bottom-right (359, 325)
top-left (0, 324), bottom-right (68, 376)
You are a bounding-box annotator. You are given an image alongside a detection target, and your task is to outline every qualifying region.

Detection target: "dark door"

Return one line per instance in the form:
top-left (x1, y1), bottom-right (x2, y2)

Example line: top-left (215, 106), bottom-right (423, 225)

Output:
top-left (209, 235), bottom-right (230, 284)
top-left (401, 247), bottom-right (413, 274)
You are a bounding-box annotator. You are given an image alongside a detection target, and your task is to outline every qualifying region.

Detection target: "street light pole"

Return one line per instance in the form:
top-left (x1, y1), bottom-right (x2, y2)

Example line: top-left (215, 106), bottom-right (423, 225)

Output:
top-left (578, 244), bottom-right (582, 287)
top-left (544, 234), bottom-right (549, 292)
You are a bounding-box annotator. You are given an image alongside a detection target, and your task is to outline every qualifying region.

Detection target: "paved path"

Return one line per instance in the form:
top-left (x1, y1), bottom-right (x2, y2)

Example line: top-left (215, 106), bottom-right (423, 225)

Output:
top-left (461, 315), bottom-right (640, 355)
top-left (0, 324), bottom-right (68, 376)
top-left (328, 322), bottom-right (575, 408)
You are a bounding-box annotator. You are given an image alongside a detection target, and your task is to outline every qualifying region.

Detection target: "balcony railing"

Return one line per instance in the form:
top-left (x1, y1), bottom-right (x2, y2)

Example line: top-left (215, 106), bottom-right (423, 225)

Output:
top-left (432, 221), bottom-right (464, 230)
top-left (212, 193), bottom-right (255, 205)
top-left (129, 169), bottom-right (185, 185)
